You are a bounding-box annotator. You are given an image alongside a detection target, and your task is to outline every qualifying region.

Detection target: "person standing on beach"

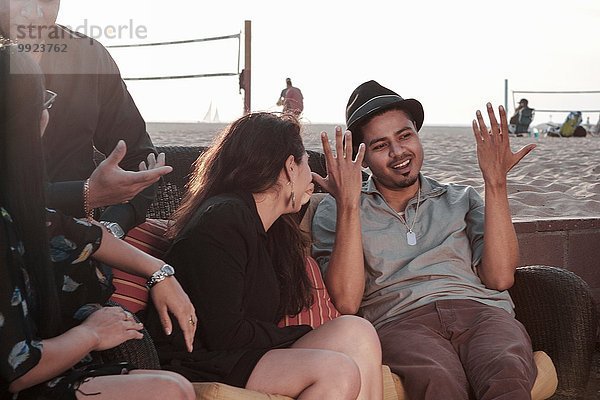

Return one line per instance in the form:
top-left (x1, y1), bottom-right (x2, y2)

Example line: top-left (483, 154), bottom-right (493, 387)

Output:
top-left (312, 80), bottom-right (538, 399)
top-left (276, 77), bottom-right (304, 117)
top-left (0, 0), bottom-right (169, 236)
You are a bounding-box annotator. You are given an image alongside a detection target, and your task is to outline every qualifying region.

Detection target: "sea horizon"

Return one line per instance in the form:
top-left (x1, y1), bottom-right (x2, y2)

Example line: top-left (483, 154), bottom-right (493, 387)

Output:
top-left (146, 121), bottom-right (476, 151)
top-left (146, 120), bottom-right (473, 128)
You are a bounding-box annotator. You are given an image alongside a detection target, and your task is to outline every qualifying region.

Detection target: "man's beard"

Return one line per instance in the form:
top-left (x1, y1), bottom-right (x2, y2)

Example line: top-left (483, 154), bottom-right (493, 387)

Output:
top-left (374, 173), bottom-right (418, 190)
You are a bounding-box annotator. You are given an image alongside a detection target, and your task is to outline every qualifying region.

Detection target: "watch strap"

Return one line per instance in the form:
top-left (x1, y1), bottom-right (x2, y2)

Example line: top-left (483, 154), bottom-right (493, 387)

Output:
top-left (146, 264), bottom-right (175, 289)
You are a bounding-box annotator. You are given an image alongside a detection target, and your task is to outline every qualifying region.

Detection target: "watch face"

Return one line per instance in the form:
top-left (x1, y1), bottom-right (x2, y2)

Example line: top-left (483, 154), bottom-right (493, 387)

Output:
top-left (161, 264), bottom-right (175, 275)
top-left (110, 223), bottom-right (125, 239)
top-left (101, 221), bottom-right (125, 239)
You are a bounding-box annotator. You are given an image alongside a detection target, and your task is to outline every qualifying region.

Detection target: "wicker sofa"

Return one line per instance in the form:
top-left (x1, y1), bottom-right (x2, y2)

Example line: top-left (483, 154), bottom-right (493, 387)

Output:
top-left (104, 145), bottom-right (597, 400)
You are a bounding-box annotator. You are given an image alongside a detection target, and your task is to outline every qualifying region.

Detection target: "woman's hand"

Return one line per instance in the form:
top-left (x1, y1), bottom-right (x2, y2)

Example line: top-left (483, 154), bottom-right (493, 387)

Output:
top-left (80, 306), bottom-right (144, 352)
top-left (312, 127), bottom-right (365, 208)
top-left (89, 229), bottom-right (197, 352)
top-left (150, 277), bottom-right (197, 353)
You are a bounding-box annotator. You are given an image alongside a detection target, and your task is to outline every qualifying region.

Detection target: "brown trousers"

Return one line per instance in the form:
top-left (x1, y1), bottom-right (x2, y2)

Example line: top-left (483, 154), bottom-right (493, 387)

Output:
top-left (377, 299), bottom-right (536, 400)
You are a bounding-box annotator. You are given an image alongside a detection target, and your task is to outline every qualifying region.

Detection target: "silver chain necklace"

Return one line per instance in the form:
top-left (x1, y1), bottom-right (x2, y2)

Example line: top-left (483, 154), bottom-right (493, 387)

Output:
top-left (398, 186), bottom-right (421, 246)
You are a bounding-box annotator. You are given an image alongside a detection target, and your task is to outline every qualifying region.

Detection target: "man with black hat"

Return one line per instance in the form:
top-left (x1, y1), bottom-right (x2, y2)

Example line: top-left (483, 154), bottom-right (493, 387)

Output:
top-left (311, 80), bottom-right (538, 399)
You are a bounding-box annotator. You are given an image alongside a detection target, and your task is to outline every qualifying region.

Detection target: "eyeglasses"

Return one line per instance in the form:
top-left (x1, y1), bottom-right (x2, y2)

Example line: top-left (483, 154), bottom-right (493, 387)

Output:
top-left (43, 90), bottom-right (57, 110)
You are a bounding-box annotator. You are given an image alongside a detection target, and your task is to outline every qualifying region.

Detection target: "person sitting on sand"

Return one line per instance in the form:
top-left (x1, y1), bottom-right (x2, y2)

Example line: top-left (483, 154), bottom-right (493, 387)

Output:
top-left (145, 112), bottom-right (383, 399)
top-left (312, 80), bottom-right (538, 399)
top-left (510, 98), bottom-right (535, 136)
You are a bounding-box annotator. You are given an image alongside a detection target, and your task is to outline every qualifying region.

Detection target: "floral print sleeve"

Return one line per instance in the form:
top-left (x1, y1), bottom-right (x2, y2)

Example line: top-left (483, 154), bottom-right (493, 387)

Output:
top-left (0, 207), bottom-right (43, 389)
top-left (46, 209), bottom-right (102, 265)
top-left (45, 209), bottom-right (113, 327)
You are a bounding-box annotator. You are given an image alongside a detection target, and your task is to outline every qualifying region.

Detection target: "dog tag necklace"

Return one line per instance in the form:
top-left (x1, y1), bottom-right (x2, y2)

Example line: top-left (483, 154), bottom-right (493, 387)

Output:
top-left (398, 187), bottom-right (421, 246)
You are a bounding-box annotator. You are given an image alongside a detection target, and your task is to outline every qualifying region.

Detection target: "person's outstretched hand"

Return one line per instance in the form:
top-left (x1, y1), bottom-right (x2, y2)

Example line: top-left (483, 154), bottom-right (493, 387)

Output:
top-left (88, 140), bottom-right (173, 209)
top-left (311, 126), bottom-right (365, 207)
top-left (138, 151), bottom-right (166, 172)
top-left (472, 103), bottom-right (536, 186)
top-left (150, 277), bottom-right (197, 353)
top-left (80, 306), bottom-right (144, 352)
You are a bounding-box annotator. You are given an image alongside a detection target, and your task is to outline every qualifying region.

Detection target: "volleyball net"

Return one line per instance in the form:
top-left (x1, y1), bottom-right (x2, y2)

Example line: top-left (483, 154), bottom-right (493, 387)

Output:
top-left (511, 89), bottom-right (600, 127)
top-left (105, 29), bottom-right (246, 122)
top-left (106, 33), bottom-right (241, 81)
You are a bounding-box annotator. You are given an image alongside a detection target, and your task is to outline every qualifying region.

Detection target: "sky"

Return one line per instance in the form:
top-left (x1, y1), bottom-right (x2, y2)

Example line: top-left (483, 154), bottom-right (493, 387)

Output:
top-left (58, 0), bottom-right (600, 126)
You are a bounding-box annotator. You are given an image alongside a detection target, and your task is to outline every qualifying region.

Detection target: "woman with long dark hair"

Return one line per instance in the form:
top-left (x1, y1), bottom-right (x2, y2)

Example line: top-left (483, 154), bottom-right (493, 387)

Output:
top-left (146, 112), bottom-right (383, 399)
top-left (0, 46), bottom-right (196, 400)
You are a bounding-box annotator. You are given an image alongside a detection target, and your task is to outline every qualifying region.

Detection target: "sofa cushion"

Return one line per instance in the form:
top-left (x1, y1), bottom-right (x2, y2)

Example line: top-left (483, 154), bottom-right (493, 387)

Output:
top-left (110, 219), bottom-right (170, 313)
top-left (278, 256), bottom-right (340, 328)
top-left (531, 351), bottom-right (558, 400)
top-left (193, 381), bottom-right (291, 400)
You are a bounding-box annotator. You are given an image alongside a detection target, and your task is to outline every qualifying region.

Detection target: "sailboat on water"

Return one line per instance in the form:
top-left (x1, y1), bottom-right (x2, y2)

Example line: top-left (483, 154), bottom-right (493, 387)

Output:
top-left (203, 101), bottom-right (220, 123)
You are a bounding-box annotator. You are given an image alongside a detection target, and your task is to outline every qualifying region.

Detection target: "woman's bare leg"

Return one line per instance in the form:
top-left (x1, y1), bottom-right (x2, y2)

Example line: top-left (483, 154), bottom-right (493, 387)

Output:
top-left (292, 315), bottom-right (383, 400)
top-left (246, 348), bottom-right (361, 399)
top-left (247, 315), bottom-right (382, 400)
top-left (75, 369), bottom-right (195, 400)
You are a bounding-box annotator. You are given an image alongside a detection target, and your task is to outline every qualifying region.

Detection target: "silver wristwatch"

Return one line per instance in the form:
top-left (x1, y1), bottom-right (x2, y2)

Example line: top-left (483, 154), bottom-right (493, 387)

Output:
top-left (99, 221), bottom-right (125, 239)
top-left (146, 264), bottom-right (176, 289)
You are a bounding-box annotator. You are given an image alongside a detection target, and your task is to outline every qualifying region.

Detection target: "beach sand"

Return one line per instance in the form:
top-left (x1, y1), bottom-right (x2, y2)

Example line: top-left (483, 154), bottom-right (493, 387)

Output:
top-left (147, 122), bottom-right (600, 221)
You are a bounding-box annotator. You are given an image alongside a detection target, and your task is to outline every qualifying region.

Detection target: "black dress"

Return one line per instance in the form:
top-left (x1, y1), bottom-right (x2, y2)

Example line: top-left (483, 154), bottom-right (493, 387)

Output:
top-left (146, 192), bottom-right (311, 387)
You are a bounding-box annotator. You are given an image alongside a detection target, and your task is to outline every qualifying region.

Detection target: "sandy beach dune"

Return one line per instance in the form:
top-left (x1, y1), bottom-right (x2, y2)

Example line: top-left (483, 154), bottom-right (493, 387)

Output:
top-left (418, 126), bottom-right (600, 221)
top-left (147, 122), bottom-right (600, 222)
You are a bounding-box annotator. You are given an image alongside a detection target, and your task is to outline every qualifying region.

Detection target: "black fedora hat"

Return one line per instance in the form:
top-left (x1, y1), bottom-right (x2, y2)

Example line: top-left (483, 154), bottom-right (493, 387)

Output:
top-left (346, 80), bottom-right (424, 132)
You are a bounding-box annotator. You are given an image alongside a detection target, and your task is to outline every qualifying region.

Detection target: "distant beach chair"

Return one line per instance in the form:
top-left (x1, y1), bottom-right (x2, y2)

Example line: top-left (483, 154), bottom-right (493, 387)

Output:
top-left (559, 111), bottom-right (583, 137)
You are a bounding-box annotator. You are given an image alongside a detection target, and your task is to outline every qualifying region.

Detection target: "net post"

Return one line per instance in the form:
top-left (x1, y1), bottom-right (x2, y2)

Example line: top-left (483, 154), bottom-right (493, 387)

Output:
top-left (504, 79), bottom-right (508, 113)
top-left (243, 20), bottom-right (252, 115)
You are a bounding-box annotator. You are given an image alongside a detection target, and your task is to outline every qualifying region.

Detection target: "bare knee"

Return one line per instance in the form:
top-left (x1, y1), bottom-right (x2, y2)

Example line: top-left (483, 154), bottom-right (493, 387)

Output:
top-left (78, 371), bottom-right (195, 400)
top-left (334, 316), bottom-right (382, 361)
top-left (335, 315), bottom-right (378, 339)
top-left (146, 373), bottom-right (195, 400)
top-left (321, 353), bottom-right (361, 400)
